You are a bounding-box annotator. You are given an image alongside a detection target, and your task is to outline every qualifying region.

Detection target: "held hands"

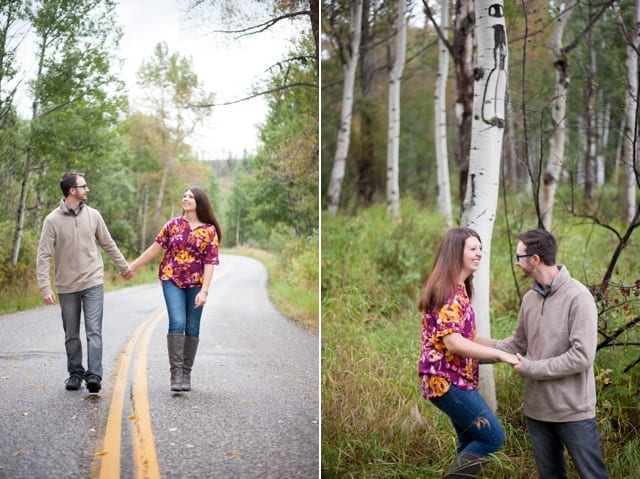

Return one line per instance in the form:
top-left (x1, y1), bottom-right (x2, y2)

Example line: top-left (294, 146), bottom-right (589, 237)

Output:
top-left (513, 353), bottom-right (524, 374)
top-left (499, 351), bottom-right (524, 374)
top-left (122, 270), bottom-right (134, 281)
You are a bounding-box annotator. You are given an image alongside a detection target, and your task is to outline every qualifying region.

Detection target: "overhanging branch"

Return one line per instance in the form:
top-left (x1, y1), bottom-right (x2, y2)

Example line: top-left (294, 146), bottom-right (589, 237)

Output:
top-left (192, 82), bottom-right (318, 107)
top-left (210, 10), bottom-right (310, 38)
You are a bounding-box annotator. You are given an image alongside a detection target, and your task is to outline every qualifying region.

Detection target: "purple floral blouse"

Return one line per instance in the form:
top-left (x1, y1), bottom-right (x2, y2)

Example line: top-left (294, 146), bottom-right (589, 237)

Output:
top-left (155, 216), bottom-right (219, 288)
top-left (418, 284), bottom-right (479, 399)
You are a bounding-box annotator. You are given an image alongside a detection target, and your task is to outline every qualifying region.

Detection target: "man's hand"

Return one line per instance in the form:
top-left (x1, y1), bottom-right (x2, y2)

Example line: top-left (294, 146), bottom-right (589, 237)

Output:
top-left (513, 353), bottom-right (524, 374)
top-left (43, 293), bottom-right (56, 305)
top-left (122, 270), bottom-right (134, 281)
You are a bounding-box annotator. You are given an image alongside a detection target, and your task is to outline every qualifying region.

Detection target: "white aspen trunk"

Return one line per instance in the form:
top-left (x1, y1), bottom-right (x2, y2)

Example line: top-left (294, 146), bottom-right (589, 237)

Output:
top-left (11, 34), bottom-right (48, 266)
top-left (596, 101), bottom-right (610, 185)
top-left (461, 0), bottom-right (508, 411)
top-left (140, 184), bottom-right (149, 252)
top-left (615, 116), bottom-right (625, 179)
top-left (584, 44), bottom-right (597, 211)
top-left (386, 0), bottom-right (407, 218)
top-left (435, 0), bottom-right (453, 227)
top-left (540, 0), bottom-right (576, 230)
top-left (326, 0), bottom-right (363, 215)
top-left (620, 0), bottom-right (639, 224)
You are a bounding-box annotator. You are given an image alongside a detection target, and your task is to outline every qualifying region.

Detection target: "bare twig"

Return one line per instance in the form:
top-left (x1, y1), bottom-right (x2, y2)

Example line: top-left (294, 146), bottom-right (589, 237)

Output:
top-left (192, 82), bottom-right (318, 107)
top-left (209, 10), bottom-right (310, 38)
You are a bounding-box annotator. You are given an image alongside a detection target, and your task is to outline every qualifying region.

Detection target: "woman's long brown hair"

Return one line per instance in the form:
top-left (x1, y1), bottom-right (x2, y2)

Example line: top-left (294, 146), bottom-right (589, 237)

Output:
top-left (418, 228), bottom-right (481, 313)
top-left (187, 186), bottom-right (222, 242)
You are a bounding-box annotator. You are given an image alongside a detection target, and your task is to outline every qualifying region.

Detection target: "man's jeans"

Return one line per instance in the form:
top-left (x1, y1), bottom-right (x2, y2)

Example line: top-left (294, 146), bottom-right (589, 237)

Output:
top-left (59, 284), bottom-right (104, 379)
top-left (430, 385), bottom-right (505, 457)
top-left (527, 416), bottom-right (608, 479)
top-left (161, 280), bottom-right (204, 337)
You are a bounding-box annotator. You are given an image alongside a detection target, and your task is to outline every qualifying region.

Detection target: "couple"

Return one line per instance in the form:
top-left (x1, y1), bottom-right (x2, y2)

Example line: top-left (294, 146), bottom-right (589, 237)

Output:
top-left (36, 172), bottom-right (221, 394)
top-left (418, 227), bottom-right (608, 478)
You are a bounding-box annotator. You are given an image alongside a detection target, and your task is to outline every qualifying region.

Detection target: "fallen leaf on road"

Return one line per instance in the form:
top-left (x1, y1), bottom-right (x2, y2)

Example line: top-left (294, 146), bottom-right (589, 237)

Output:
top-left (227, 451), bottom-right (241, 457)
top-left (95, 451), bottom-right (108, 457)
top-left (14, 450), bottom-right (21, 456)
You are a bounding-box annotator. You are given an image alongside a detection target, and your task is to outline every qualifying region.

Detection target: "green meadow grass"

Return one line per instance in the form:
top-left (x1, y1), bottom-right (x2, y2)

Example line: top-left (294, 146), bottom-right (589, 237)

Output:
top-left (321, 199), bottom-right (639, 478)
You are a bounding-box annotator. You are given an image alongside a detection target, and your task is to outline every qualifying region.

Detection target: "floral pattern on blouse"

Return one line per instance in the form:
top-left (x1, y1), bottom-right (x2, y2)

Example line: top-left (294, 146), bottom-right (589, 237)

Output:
top-left (155, 216), bottom-right (219, 288)
top-left (418, 284), bottom-right (479, 399)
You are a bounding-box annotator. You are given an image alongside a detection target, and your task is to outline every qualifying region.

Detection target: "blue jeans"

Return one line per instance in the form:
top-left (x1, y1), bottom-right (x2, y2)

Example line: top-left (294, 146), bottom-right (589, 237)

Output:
top-left (161, 280), bottom-right (204, 337)
top-left (526, 416), bottom-right (608, 479)
top-left (430, 385), bottom-right (505, 457)
top-left (58, 284), bottom-right (104, 378)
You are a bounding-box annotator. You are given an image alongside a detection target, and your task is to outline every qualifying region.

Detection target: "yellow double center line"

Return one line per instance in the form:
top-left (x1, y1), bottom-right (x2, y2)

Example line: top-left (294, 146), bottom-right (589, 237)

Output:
top-left (92, 308), bottom-right (165, 479)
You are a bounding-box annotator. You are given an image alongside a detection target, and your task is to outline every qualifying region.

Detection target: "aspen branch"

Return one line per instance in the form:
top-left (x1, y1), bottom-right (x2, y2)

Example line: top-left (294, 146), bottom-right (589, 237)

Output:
top-left (192, 82), bottom-right (318, 108)
top-left (209, 10), bottom-right (310, 38)
top-left (421, 0), bottom-right (454, 57)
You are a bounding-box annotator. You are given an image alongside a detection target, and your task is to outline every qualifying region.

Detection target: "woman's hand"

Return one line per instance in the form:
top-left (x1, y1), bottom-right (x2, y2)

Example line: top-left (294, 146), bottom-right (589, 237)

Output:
top-left (195, 290), bottom-right (208, 308)
top-left (500, 351), bottom-right (520, 367)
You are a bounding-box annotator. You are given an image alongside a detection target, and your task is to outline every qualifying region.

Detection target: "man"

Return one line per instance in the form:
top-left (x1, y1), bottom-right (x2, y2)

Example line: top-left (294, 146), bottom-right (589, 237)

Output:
top-left (491, 229), bottom-right (608, 478)
top-left (37, 172), bottom-right (133, 393)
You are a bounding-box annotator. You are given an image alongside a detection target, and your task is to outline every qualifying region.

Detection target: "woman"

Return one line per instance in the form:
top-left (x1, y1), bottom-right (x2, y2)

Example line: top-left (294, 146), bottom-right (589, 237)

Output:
top-left (130, 187), bottom-right (221, 392)
top-left (417, 228), bottom-right (518, 478)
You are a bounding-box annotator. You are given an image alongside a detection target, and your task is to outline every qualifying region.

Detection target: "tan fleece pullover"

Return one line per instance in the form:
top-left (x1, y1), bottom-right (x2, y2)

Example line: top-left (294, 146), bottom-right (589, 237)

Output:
top-left (36, 199), bottom-right (131, 296)
top-left (495, 265), bottom-right (599, 422)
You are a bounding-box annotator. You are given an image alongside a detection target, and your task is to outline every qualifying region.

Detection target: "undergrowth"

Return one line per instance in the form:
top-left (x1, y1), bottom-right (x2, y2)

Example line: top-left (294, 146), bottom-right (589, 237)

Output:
top-left (321, 198), bottom-right (639, 478)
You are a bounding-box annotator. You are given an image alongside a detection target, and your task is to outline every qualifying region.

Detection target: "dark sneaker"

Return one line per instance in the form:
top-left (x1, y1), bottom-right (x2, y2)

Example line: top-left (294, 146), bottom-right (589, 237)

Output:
top-left (85, 375), bottom-right (101, 393)
top-left (65, 375), bottom-right (82, 391)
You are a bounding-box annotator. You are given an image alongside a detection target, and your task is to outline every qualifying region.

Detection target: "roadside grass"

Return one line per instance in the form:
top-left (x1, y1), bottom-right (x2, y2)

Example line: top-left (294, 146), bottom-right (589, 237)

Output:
top-left (227, 245), bottom-right (319, 332)
top-left (321, 198), bottom-right (640, 478)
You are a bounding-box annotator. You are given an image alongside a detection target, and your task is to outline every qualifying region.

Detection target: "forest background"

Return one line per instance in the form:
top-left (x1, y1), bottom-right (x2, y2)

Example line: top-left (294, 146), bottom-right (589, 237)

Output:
top-left (0, 0), bottom-right (319, 330)
top-left (321, 0), bottom-right (639, 478)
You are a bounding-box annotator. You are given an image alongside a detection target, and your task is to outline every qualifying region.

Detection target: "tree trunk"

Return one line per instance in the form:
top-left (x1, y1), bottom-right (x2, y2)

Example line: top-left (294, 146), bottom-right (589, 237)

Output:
top-left (326, 0), bottom-right (364, 215)
top-left (453, 0), bottom-right (475, 206)
top-left (540, 0), bottom-right (575, 230)
top-left (619, 0), bottom-right (639, 224)
top-left (140, 184), bottom-right (149, 252)
top-left (152, 161), bottom-right (170, 236)
top-left (386, 0), bottom-right (406, 218)
top-left (356, 0), bottom-right (377, 205)
top-left (584, 28), bottom-right (597, 214)
top-left (308, 0), bottom-right (319, 67)
top-left (11, 30), bottom-right (48, 267)
top-left (435, 0), bottom-right (453, 227)
top-left (461, 0), bottom-right (508, 411)
top-left (12, 152), bottom-right (31, 266)
top-left (596, 101), bottom-right (610, 185)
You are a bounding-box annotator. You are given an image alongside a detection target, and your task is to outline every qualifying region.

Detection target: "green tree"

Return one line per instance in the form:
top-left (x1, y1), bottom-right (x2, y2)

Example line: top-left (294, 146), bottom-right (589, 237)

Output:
top-left (135, 41), bottom-right (214, 241)
top-left (251, 35), bottom-right (318, 237)
top-left (9, 0), bottom-right (124, 265)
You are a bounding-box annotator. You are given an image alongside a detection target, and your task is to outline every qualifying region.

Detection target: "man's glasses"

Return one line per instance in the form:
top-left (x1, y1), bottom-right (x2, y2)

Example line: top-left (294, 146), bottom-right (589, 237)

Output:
top-left (515, 253), bottom-right (533, 262)
top-left (73, 184), bottom-right (89, 189)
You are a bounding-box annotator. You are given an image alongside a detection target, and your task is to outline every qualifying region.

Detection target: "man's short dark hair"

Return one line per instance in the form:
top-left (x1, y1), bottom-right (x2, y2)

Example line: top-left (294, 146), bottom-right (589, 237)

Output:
top-left (518, 229), bottom-right (557, 265)
top-left (60, 172), bottom-right (84, 197)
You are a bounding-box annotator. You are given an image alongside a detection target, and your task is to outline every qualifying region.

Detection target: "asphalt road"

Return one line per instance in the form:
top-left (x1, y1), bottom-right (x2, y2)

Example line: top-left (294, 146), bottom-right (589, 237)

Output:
top-left (0, 254), bottom-right (319, 478)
